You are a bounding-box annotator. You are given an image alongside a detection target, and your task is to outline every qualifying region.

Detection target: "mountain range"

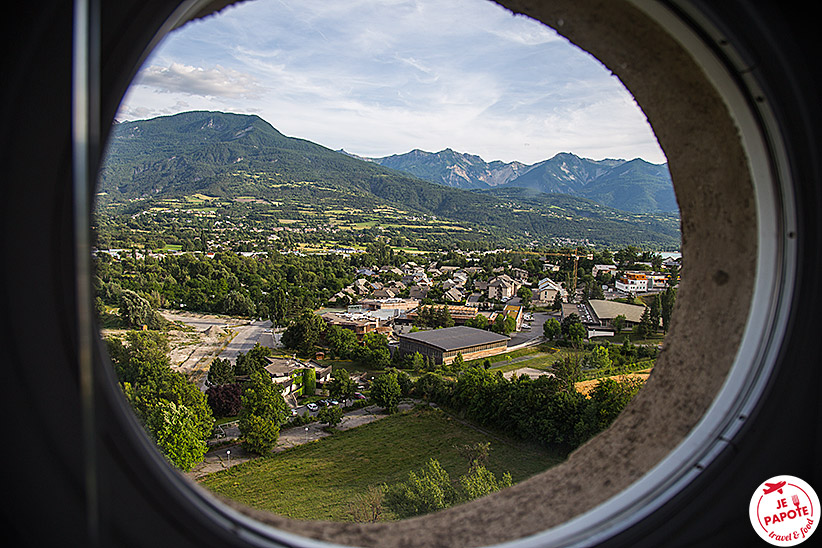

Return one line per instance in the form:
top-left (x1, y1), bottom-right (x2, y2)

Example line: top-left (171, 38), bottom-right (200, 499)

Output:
top-left (353, 148), bottom-right (676, 214)
top-left (97, 111), bottom-right (680, 249)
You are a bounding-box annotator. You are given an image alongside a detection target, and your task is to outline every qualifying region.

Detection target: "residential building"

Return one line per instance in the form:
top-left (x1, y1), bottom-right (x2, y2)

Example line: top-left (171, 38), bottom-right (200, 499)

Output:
top-left (511, 267), bottom-right (529, 281)
top-left (592, 264), bottom-right (619, 278)
top-left (487, 274), bottom-right (519, 300)
top-left (646, 273), bottom-right (669, 289)
top-left (321, 311), bottom-right (391, 340)
top-left (535, 277), bottom-right (564, 303)
top-left (359, 297), bottom-right (419, 312)
top-left (615, 272), bottom-right (649, 293)
top-left (443, 287), bottom-right (465, 303)
top-left (371, 287), bottom-right (397, 299)
top-left (497, 304), bottom-right (524, 331)
top-left (615, 271), bottom-right (669, 293)
top-left (262, 357), bottom-right (332, 398)
top-left (408, 285), bottom-right (430, 300)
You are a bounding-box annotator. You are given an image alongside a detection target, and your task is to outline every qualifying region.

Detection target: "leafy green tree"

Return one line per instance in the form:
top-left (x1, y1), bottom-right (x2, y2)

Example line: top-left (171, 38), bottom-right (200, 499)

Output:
top-left (561, 313), bottom-right (582, 338)
top-left (234, 343), bottom-right (273, 378)
top-left (415, 305), bottom-right (454, 328)
top-left (551, 291), bottom-right (563, 311)
top-left (239, 413), bottom-right (280, 456)
top-left (567, 321), bottom-right (586, 345)
top-left (554, 356), bottom-right (583, 392)
top-left (268, 288), bottom-right (288, 327)
top-left (634, 307), bottom-right (653, 339)
top-left (490, 313), bottom-right (516, 335)
top-left (119, 289), bottom-right (165, 329)
top-left (413, 372), bottom-right (451, 401)
top-left (587, 345), bottom-right (613, 374)
top-left (574, 377), bottom-right (645, 444)
top-left (317, 405), bottom-right (343, 427)
top-left (651, 253), bottom-right (663, 272)
top-left (649, 294), bottom-right (662, 332)
top-left (384, 457), bottom-right (512, 519)
top-left (325, 324), bottom-right (359, 359)
top-left (612, 314), bottom-right (626, 335)
top-left (207, 357), bottom-right (235, 386)
top-left (666, 264), bottom-right (680, 287)
top-left (107, 331), bottom-right (214, 467)
top-left (543, 317), bottom-right (561, 340)
top-left (661, 287), bottom-right (677, 332)
top-left (371, 371), bottom-right (401, 414)
top-left (358, 332), bottom-right (391, 369)
top-left (222, 290), bottom-right (256, 318)
top-left (395, 369), bottom-right (413, 397)
top-left (145, 400), bottom-right (208, 472)
top-left (517, 286), bottom-right (532, 306)
top-left (411, 352), bottom-right (426, 372)
top-left (465, 314), bottom-right (489, 330)
top-left (238, 370), bottom-right (289, 455)
top-left (459, 465), bottom-right (513, 501)
top-left (282, 310), bottom-right (326, 357)
top-left (328, 368), bottom-right (356, 401)
top-left (383, 459), bottom-right (456, 518)
top-left (435, 305), bottom-right (455, 328)
top-left (451, 352), bottom-right (465, 371)
top-left (615, 246), bottom-right (640, 267)
top-left (561, 313), bottom-right (586, 345)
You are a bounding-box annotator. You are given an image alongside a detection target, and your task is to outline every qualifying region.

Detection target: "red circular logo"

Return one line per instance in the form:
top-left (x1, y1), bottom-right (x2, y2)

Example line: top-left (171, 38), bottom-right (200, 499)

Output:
top-left (750, 475), bottom-right (818, 546)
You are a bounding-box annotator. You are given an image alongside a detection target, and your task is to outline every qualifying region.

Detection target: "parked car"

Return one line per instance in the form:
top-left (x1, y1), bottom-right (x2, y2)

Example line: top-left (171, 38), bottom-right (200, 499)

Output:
top-left (306, 402), bottom-right (318, 412)
top-left (329, 399), bottom-right (339, 406)
top-left (353, 392), bottom-right (366, 400)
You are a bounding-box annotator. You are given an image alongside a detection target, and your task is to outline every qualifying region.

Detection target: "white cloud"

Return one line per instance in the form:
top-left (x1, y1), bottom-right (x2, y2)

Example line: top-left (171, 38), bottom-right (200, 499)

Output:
top-left (134, 62), bottom-right (263, 99)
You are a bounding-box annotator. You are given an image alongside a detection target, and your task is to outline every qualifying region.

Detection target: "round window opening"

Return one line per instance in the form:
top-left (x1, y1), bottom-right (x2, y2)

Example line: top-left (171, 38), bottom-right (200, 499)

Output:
top-left (92, 0), bottom-right (796, 547)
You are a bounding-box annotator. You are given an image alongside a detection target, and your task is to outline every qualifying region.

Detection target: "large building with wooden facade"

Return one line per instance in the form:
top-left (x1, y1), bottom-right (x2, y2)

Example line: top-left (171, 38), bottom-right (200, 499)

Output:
top-left (398, 326), bottom-right (509, 365)
top-left (404, 304), bottom-right (481, 326)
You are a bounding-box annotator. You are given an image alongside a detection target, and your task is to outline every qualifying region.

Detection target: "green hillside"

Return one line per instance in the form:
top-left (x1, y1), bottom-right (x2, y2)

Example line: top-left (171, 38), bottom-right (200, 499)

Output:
top-left (97, 111), bottom-right (680, 250)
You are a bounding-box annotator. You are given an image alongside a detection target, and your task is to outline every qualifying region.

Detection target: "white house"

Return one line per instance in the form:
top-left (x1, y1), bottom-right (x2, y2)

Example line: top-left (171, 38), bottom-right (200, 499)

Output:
top-left (535, 277), bottom-right (565, 303)
top-left (615, 272), bottom-right (649, 293)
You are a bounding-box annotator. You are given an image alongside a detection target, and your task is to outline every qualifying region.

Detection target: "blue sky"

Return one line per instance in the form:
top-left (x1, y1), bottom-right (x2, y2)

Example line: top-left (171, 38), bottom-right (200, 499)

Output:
top-left (117, 0), bottom-right (667, 165)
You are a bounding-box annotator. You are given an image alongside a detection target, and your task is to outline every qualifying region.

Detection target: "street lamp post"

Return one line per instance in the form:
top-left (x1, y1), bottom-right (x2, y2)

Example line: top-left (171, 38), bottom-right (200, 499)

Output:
top-left (305, 426), bottom-right (309, 443)
top-left (226, 450), bottom-right (231, 467)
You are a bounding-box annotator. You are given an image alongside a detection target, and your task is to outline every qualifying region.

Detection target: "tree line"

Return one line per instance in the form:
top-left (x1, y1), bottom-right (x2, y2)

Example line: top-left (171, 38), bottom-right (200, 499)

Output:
top-left (408, 364), bottom-right (643, 449)
top-left (94, 249), bottom-right (354, 324)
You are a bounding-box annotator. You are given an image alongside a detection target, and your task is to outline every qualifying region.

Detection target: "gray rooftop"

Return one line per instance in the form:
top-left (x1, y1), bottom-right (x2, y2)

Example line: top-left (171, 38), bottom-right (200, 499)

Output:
top-left (588, 299), bottom-right (646, 323)
top-left (399, 326), bottom-right (509, 352)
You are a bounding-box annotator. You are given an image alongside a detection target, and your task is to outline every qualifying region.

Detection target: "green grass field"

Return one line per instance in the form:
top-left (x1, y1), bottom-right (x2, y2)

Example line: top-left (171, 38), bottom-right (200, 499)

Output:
top-left (199, 406), bottom-right (564, 521)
